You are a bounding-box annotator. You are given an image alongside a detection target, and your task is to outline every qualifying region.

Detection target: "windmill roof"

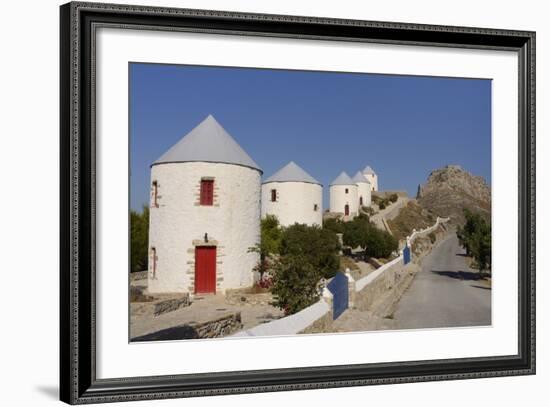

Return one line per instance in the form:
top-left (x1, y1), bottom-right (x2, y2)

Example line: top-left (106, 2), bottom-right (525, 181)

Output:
top-left (330, 171), bottom-right (355, 186)
top-left (263, 161), bottom-right (321, 185)
top-left (153, 115), bottom-right (261, 172)
top-left (352, 171), bottom-right (371, 183)
top-left (363, 165), bottom-right (376, 175)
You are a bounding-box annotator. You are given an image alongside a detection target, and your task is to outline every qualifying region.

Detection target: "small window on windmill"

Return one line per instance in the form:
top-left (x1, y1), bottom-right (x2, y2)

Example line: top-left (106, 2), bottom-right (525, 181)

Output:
top-left (345, 188), bottom-right (349, 194)
top-left (271, 189), bottom-right (277, 202)
top-left (151, 181), bottom-right (159, 208)
top-left (314, 204), bottom-right (318, 211)
top-left (200, 179), bottom-right (214, 206)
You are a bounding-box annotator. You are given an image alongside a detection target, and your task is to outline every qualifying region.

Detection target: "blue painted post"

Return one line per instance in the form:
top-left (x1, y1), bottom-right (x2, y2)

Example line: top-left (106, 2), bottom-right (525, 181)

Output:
top-left (403, 246), bottom-right (411, 265)
top-left (327, 272), bottom-right (349, 320)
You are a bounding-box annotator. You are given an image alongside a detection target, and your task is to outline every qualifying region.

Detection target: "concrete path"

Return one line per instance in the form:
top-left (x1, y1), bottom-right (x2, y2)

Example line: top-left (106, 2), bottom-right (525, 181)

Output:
top-left (392, 234), bottom-right (491, 329)
top-left (370, 197), bottom-right (409, 233)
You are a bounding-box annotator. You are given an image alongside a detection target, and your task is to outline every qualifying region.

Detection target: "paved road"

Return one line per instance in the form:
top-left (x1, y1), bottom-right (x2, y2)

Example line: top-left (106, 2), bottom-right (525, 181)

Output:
top-left (392, 234), bottom-right (491, 329)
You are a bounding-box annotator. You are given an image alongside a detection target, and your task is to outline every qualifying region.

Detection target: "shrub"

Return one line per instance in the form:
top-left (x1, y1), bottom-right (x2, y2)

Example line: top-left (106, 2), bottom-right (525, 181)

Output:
top-left (249, 215), bottom-right (283, 279)
top-left (389, 193), bottom-right (399, 203)
top-left (130, 206), bottom-right (149, 273)
top-left (271, 254), bottom-right (322, 315)
top-left (280, 224), bottom-right (340, 279)
top-left (323, 217), bottom-right (344, 234)
top-left (456, 208), bottom-right (491, 275)
top-left (364, 227), bottom-right (398, 258)
top-left (428, 232), bottom-right (436, 244)
top-left (378, 201), bottom-right (387, 210)
top-left (342, 216), bottom-right (369, 250)
top-left (342, 216), bottom-right (397, 259)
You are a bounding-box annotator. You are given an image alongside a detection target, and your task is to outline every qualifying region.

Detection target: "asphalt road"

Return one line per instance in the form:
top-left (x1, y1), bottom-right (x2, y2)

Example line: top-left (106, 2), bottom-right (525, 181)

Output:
top-left (392, 233), bottom-right (491, 329)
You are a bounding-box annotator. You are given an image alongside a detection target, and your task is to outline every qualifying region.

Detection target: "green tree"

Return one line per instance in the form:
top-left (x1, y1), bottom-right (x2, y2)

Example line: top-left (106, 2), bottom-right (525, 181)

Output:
top-left (248, 215), bottom-right (283, 279)
top-left (342, 216), bottom-right (369, 251)
top-left (271, 254), bottom-right (322, 315)
top-left (280, 224), bottom-right (340, 279)
top-left (342, 216), bottom-right (397, 259)
top-left (457, 208), bottom-right (491, 276)
top-left (364, 227), bottom-right (398, 258)
top-left (323, 217), bottom-right (344, 234)
top-left (130, 206), bottom-right (149, 273)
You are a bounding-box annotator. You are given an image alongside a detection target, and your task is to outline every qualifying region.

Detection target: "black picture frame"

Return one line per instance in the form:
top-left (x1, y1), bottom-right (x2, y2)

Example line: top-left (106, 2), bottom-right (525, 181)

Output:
top-left (60, 2), bottom-right (536, 404)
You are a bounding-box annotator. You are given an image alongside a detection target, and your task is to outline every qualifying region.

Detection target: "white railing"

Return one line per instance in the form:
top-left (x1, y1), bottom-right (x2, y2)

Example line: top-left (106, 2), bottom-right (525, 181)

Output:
top-left (355, 217), bottom-right (449, 293)
top-left (406, 216), bottom-right (450, 247)
top-left (231, 299), bottom-right (330, 337)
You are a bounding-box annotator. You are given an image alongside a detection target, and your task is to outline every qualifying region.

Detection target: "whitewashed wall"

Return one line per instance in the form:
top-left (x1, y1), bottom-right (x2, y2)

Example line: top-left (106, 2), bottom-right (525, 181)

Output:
top-left (261, 181), bottom-right (323, 226)
top-left (329, 184), bottom-right (358, 218)
top-left (148, 162), bottom-right (261, 294)
top-left (356, 180), bottom-right (372, 207)
top-left (364, 173), bottom-right (378, 191)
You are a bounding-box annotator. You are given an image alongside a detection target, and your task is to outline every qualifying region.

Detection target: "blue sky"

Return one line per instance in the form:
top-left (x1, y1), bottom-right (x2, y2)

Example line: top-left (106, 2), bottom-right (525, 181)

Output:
top-left (130, 63), bottom-right (491, 211)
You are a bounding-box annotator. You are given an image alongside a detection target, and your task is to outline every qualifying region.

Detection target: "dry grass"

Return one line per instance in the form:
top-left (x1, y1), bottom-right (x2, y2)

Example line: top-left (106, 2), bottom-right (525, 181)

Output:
top-left (387, 201), bottom-right (435, 241)
top-left (340, 255), bottom-right (360, 272)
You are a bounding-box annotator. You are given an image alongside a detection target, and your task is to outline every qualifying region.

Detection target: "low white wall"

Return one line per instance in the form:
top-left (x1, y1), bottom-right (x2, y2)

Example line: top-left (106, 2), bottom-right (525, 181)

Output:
top-left (355, 255), bottom-right (403, 292)
top-left (232, 299), bottom-right (331, 337)
top-left (355, 217), bottom-right (450, 293)
top-left (406, 216), bottom-right (450, 246)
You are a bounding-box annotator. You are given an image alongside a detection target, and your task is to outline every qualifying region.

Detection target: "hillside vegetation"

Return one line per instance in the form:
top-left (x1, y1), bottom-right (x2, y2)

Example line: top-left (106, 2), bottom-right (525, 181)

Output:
top-left (387, 201), bottom-right (435, 241)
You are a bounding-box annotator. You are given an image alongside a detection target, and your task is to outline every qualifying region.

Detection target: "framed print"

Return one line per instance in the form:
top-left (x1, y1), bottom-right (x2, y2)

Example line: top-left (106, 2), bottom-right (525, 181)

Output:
top-left (60, 1), bottom-right (536, 404)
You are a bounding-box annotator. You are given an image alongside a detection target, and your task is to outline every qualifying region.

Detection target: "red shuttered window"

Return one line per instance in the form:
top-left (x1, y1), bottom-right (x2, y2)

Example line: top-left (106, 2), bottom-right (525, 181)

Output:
top-left (151, 181), bottom-right (159, 208)
top-left (200, 179), bottom-right (214, 206)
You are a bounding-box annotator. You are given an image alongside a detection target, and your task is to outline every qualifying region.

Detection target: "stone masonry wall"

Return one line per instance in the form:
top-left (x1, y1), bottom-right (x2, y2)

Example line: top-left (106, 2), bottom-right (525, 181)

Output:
top-left (193, 313), bottom-right (243, 339)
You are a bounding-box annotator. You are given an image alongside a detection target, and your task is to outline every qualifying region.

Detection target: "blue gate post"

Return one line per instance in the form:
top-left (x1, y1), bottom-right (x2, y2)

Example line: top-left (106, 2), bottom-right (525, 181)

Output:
top-left (327, 272), bottom-right (349, 320)
top-left (403, 245), bottom-right (411, 265)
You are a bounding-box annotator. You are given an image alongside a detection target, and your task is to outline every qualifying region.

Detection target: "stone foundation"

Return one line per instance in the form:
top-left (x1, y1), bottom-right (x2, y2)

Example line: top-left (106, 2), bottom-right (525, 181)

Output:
top-left (153, 294), bottom-right (191, 316)
top-left (193, 313), bottom-right (242, 338)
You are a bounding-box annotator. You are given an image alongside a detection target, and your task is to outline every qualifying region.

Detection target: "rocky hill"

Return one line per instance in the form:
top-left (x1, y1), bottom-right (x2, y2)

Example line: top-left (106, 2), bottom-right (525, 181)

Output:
top-left (417, 165), bottom-right (491, 224)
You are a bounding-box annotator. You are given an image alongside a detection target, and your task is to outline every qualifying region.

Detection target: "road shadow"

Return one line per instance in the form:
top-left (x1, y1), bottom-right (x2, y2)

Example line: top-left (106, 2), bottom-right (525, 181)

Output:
top-left (455, 252), bottom-right (469, 257)
top-left (132, 325), bottom-right (199, 342)
top-left (431, 270), bottom-right (485, 281)
top-left (470, 284), bottom-right (492, 290)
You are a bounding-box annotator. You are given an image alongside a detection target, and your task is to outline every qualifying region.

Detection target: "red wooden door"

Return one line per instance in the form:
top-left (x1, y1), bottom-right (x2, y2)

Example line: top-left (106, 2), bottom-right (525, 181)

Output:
top-left (344, 204), bottom-right (349, 216)
top-left (195, 246), bottom-right (216, 294)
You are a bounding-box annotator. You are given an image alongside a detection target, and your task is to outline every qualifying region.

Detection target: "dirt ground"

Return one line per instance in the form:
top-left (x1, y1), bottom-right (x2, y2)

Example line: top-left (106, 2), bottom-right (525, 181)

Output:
top-left (130, 287), bottom-right (285, 340)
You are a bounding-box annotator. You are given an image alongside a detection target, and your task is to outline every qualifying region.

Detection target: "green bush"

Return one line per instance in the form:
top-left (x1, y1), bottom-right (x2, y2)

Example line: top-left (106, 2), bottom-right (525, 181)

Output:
top-left (342, 215), bottom-right (370, 249)
top-left (389, 193), bottom-right (399, 203)
top-left (378, 201), bottom-right (387, 210)
top-left (130, 206), bottom-right (149, 273)
top-left (248, 215), bottom-right (283, 279)
top-left (428, 232), bottom-right (436, 244)
top-left (456, 208), bottom-right (491, 275)
top-left (323, 217), bottom-right (344, 234)
top-left (342, 216), bottom-right (397, 259)
top-left (364, 227), bottom-right (398, 258)
top-left (280, 224), bottom-right (340, 279)
top-left (271, 254), bottom-right (321, 315)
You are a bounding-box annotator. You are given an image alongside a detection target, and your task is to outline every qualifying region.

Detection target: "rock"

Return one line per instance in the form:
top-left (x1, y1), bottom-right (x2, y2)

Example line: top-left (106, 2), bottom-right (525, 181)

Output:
top-left (417, 165), bottom-right (490, 224)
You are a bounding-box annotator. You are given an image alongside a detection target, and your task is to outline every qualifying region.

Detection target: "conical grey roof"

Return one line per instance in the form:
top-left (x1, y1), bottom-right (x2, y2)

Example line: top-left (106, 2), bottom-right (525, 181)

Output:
top-left (352, 171), bottom-right (371, 184)
top-left (330, 171), bottom-right (354, 186)
top-left (153, 115), bottom-right (261, 172)
top-left (263, 161), bottom-right (321, 185)
top-left (363, 165), bottom-right (376, 175)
